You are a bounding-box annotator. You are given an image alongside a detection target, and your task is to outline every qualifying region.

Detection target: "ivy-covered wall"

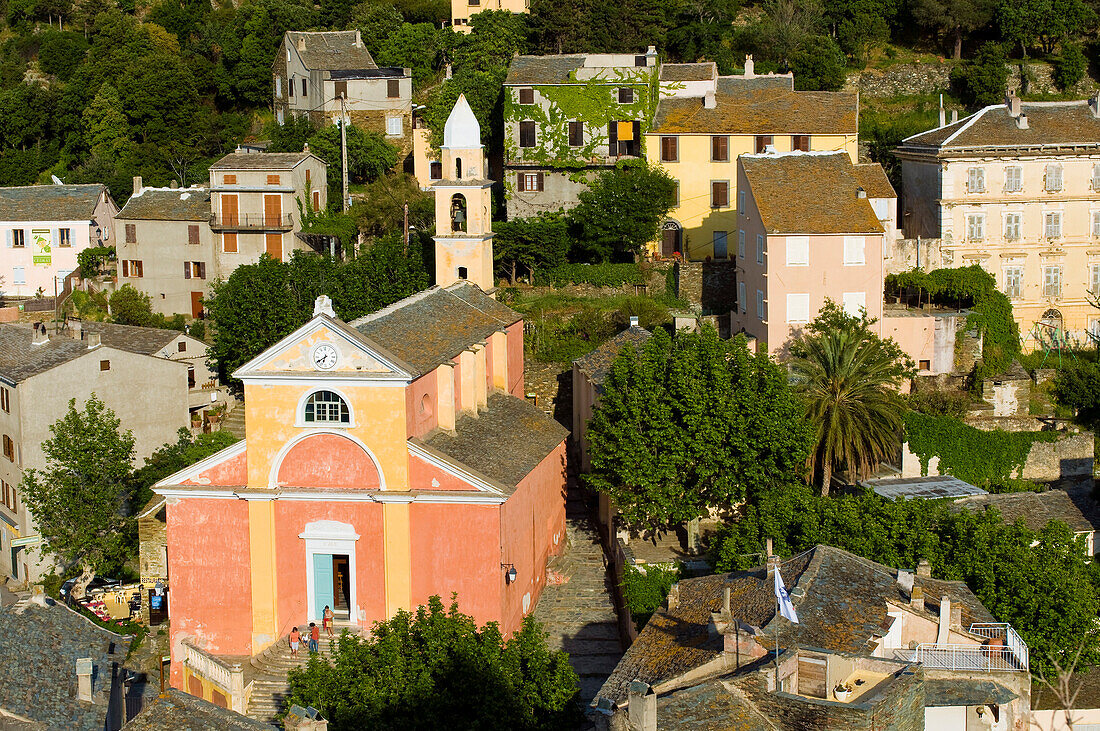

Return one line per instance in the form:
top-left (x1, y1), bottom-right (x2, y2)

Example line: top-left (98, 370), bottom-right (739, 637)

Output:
top-left (503, 66), bottom-right (660, 176)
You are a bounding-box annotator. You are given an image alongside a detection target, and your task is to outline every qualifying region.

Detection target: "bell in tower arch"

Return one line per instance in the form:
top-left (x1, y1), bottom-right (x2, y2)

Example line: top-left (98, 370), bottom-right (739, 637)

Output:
top-left (450, 194), bottom-right (467, 233)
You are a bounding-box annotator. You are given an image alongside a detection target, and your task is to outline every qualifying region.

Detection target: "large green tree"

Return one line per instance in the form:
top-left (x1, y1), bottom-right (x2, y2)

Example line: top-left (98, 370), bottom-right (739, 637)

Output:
top-left (789, 300), bottom-right (913, 494)
top-left (20, 395), bottom-right (135, 596)
top-left (286, 596), bottom-right (580, 730)
top-left (307, 124), bottom-right (400, 205)
top-left (586, 327), bottom-right (812, 530)
top-left (910, 0), bottom-right (995, 58)
top-left (569, 162), bottom-right (677, 262)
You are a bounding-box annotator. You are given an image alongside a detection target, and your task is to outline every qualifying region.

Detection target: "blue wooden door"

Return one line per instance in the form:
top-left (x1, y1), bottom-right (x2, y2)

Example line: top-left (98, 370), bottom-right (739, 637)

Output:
top-left (313, 553), bottom-right (334, 620)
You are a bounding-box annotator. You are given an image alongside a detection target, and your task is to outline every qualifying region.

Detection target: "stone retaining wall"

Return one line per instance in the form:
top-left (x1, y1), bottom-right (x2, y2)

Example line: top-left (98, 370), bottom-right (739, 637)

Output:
top-left (844, 61), bottom-right (1098, 99)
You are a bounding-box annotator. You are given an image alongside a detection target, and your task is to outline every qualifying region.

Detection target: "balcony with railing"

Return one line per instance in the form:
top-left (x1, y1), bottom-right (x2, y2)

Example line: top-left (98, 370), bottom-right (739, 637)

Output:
top-left (210, 213), bottom-right (294, 231)
top-left (893, 623), bottom-right (1029, 673)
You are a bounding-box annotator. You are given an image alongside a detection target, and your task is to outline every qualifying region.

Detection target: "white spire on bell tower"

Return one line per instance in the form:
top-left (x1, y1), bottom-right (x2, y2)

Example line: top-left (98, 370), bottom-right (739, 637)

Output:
top-left (432, 95), bottom-right (494, 291)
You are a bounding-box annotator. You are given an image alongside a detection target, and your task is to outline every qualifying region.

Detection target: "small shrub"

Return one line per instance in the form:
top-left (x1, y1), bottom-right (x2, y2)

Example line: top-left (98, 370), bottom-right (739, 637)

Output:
top-left (1053, 44), bottom-right (1087, 91)
top-left (906, 390), bottom-right (970, 418)
top-left (535, 263), bottom-right (645, 288)
top-left (621, 564), bottom-right (682, 631)
top-left (950, 42), bottom-right (1008, 108)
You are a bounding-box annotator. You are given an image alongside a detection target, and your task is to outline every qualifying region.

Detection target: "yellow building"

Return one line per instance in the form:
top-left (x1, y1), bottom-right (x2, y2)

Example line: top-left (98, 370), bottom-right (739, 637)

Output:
top-left (451, 0), bottom-right (528, 32)
top-left (646, 58), bottom-right (859, 261)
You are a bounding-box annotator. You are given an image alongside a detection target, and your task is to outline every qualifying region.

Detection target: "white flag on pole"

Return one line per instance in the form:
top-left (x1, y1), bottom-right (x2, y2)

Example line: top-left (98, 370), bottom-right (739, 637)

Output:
top-left (774, 567), bottom-right (799, 624)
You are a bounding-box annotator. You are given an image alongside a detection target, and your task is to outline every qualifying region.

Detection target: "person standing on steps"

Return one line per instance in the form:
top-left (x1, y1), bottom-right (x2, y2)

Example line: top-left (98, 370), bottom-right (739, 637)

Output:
top-left (289, 627), bottom-right (300, 657)
top-left (323, 605), bottom-right (334, 638)
top-left (308, 622), bottom-right (320, 653)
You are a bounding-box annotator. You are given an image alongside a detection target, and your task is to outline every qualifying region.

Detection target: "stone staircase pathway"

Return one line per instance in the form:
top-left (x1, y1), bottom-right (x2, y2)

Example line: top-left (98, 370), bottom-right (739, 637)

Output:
top-left (245, 633), bottom-right (341, 724)
top-left (221, 404), bottom-right (246, 439)
top-left (533, 490), bottom-right (624, 711)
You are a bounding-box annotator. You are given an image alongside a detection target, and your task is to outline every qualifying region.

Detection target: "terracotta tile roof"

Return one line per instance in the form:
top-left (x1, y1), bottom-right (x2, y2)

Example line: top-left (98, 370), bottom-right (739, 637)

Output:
top-left (740, 152), bottom-right (884, 235)
top-left (0, 184), bottom-right (106, 222)
top-left (660, 62), bottom-right (716, 82)
top-left (573, 325), bottom-right (651, 386)
top-left (596, 544), bottom-right (993, 705)
top-left (421, 392), bottom-right (567, 491)
top-left (209, 152), bottom-right (313, 170)
top-left (902, 100), bottom-right (1100, 150)
top-left (652, 80), bottom-right (856, 135)
top-left (285, 30), bottom-right (376, 71)
top-left (952, 488), bottom-right (1099, 534)
top-left (853, 163), bottom-right (896, 199)
top-left (123, 689), bottom-right (271, 729)
top-left (350, 284), bottom-right (521, 376)
top-left (117, 186), bottom-right (209, 221)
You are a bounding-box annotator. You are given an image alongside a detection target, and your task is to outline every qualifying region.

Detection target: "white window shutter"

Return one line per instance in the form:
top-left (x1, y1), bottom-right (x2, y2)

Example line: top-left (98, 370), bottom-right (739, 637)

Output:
top-left (787, 293), bottom-right (810, 323)
top-left (843, 292), bottom-right (867, 316)
top-left (786, 236), bottom-right (809, 266)
top-left (4, 230), bottom-right (10, 248)
top-left (844, 237), bottom-right (865, 265)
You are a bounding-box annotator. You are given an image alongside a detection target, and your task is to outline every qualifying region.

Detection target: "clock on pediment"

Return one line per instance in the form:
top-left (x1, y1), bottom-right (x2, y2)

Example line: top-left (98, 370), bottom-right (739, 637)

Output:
top-left (311, 343), bottom-right (339, 370)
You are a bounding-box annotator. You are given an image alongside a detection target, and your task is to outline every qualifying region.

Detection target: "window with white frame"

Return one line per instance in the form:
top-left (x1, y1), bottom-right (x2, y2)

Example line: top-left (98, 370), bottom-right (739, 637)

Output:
top-left (1004, 166), bottom-right (1022, 192)
top-left (12, 267), bottom-right (23, 285)
top-left (1091, 263), bottom-right (1100, 294)
top-left (1090, 317), bottom-right (1100, 341)
top-left (1043, 265), bottom-right (1063, 298)
top-left (738, 230), bottom-right (745, 259)
top-left (1044, 211), bottom-right (1063, 239)
top-left (967, 214), bottom-right (984, 241)
top-left (304, 390), bottom-right (350, 424)
top-left (386, 116), bottom-right (402, 136)
top-left (1045, 163), bottom-right (1063, 192)
top-left (756, 235), bottom-right (764, 265)
top-left (1093, 211), bottom-right (1100, 237)
top-left (1004, 213), bottom-right (1021, 240)
top-left (1003, 266), bottom-right (1022, 299)
top-left (843, 236), bottom-right (865, 265)
top-left (842, 292), bottom-right (866, 317)
top-left (787, 293), bottom-right (810, 324)
top-left (967, 167), bottom-right (985, 193)
top-left (786, 236), bottom-right (809, 266)
top-left (738, 282), bottom-right (746, 312)
top-left (756, 290), bottom-right (765, 320)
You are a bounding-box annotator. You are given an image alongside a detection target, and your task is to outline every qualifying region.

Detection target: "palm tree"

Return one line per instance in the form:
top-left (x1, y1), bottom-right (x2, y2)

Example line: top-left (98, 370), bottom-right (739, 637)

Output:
top-left (790, 303), bottom-right (913, 495)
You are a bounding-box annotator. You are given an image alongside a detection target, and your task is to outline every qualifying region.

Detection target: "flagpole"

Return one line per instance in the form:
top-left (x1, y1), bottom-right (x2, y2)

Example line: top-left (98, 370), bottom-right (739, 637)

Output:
top-left (774, 588), bottom-right (780, 688)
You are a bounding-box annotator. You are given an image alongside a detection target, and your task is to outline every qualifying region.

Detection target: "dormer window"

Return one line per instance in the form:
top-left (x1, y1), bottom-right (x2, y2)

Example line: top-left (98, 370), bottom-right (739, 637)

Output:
top-left (304, 390), bottom-right (350, 424)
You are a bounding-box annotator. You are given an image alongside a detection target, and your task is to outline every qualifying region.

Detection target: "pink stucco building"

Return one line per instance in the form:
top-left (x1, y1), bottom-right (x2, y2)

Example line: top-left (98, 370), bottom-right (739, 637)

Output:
top-left (732, 151), bottom-right (896, 356)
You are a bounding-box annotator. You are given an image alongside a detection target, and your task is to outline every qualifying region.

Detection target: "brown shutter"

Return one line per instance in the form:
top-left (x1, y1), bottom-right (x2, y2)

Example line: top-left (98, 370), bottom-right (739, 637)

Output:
top-left (536, 172), bottom-right (544, 191)
top-left (335, 80), bottom-right (347, 98)
top-left (184, 262), bottom-right (191, 279)
top-left (125, 224), bottom-right (136, 243)
top-left (136, 261), bottom-right (143, 277)
top-left (387, 79), bottom-right (400, 98)
top-left (199, 262), bottom-right (207, 279)
top-left (223, 233), bottom-right (237, 253)
top-left (188, 225), bottom-right (199, 245)
top-left (608, 123), bottom-right (618, 156)
top-left (517, 173), bottom-right (525, 192)
top-left (121, 260), bottom-right (128, 277)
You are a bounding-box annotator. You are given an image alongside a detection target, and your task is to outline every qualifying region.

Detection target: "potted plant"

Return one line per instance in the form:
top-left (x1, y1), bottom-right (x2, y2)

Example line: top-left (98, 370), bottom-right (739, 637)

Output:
top-left (834, 683), bottom-right (853, 702)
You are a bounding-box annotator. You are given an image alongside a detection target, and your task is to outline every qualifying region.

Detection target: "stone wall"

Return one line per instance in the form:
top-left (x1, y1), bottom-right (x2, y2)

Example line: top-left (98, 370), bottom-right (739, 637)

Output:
top-left (887, 238), bottom-right (943, 275)
top-left (845, 61), bottom-right (1098, 100)
top-left (138, 499), bottom-right (167, 625)
top-left (677, 260), bottom-right (737, 316)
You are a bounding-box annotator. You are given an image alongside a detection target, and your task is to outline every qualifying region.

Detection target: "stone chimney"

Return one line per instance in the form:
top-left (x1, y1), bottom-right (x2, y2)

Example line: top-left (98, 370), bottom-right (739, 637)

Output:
top-left (354, 29), bottom-right (363, 48)
top-left (856, 186), bottom-right (867, 199)
top-left (628, 681), bottom-right (657, 731)
top-left (910, 585), bottom-right (924, 612)
top-left (303, 142), bottom-right (310, 154)
top-left (950, 109), bottom-right (958, 123)
top-left (76, 658), bottom-right (93, 702)
top-left (667, 582), bottom-right (679, 610)
top-left (71, 320), bottom-right (82, 339)
top-left (765, 537), bottom-right (773, 557)
top-left (169, 180), bottom-right (178, 189)
top-left (1016, 113), bottom-right (1029, 130)
top-left (936, 597), bottom-right (951, 644)
top-left (1006, 92), bottom-right (1022, 118)
top-left (645, 45), bottom-right (658, 67)
top-left (916, 559), bottom-right (931, 578)
top-left (743, 55), bottom-right (755, 79)
top-left (1090, 92), bottom-right (1100, 118)
top-left (950, 603), bottom-right (962, 632)
top-left (703, 90), bottom-right (716, 109)
top-left (296, 36), bottom-right (306, 53)
top-left (133, 176), bottom-right (143, 196)
top-left (723, 586), bottom-right (731, 615)
top-left (31, 323), bottom-right (48, 346)
top-left (938, 107), bottom-right (946, 127)
top-left (87, 332), bottom-right (101, 349)
top-left (629, 315), bottom-right (640, 328)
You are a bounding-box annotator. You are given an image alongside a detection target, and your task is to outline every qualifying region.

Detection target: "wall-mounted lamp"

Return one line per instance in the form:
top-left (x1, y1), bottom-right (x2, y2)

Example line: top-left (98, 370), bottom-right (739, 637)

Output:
top-left (501, 563), bottom-right (517, 584)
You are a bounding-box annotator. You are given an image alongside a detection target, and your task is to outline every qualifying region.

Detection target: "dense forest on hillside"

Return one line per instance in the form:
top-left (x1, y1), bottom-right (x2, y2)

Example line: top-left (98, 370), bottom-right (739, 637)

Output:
top-left (0, 0), bottom-right (1096, 204)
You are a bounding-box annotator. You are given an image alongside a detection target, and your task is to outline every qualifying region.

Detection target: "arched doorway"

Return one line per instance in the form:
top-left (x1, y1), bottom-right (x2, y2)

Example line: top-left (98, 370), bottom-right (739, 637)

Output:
top-left (1040, 308), bottom-right (1063, 332)
top-left (661, 220), bottom-right (682, 258)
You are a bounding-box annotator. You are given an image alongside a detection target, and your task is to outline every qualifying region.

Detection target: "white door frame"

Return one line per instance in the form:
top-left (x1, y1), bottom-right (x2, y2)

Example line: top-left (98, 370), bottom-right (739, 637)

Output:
top-left (300, 520), bottom-right (359, 624)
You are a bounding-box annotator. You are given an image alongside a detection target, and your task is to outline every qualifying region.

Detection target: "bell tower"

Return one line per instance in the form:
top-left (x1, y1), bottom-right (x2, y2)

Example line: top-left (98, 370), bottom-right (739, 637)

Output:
top-left (432, 94), bottom-right (494, 291)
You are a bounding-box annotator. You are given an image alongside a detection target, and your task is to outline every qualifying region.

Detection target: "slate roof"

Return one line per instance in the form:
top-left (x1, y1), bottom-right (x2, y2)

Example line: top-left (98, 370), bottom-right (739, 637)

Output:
top-left (117, 187), bottom-right (210, 221)
top-left (209, 152), bottom-right (313, 170)
top-left (285, 31), bottom-right (376, 71)
top-left (123, 690), bottom-right (272, 729)
top-left (505, 54), bottom-right (651, 85)
top-left (597, 544), bottom-right (993, 705)
top-left (76, 322), bottom-right (183, 356)
top-left (573, 325), bottom-right (651, 387)
top-left (952, 488), bottom-right (1100, 534)
top-left (330, 67), bottom-right (405, 79)
top-left (0, 599), bottom-right (146, 730)
top-left (853, 163), bottom-right (896, 200)
top-left (923, 679), bottom-right (1016, 707)
top-left (0, 184), bottom-right (105, 222)
top-left (660, 62), bottom-right (716, 82)
top-left (0, 326), bottom-right (102, 383)
top-left (902, 100), bottom-right (1100, 150)
top-left (863, 475), bottom-right (986, 500)
top-left (421, 392), bottom-right (567, 491)
top-left (652, 80), bottom-right (857, 135)
top-left (350, 284), bottom-right (521, 377)
top-left (740, 152), bottom-right (885, 235)
top-left (1033, 666), bottom-right (1100, 711)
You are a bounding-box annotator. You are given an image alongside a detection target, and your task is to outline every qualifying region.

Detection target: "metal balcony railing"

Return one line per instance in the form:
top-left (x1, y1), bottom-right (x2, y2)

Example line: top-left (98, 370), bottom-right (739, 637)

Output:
top-left (897, 623), bottom-right (1029, 673)
top-left (210, 213), bottom-right (294, 231)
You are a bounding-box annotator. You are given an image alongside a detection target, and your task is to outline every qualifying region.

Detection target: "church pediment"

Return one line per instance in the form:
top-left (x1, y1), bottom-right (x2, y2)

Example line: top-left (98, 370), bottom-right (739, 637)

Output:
top-left (233, 315), bottom-right (414, 381)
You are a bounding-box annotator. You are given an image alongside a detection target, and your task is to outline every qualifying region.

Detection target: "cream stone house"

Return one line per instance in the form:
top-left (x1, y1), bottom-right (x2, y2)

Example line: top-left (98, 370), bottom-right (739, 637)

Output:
top-left (897, 93), bottom-right (1100, 344)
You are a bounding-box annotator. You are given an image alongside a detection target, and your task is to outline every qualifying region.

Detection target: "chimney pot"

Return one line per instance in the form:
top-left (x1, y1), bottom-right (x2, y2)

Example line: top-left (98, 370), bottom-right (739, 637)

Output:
top-left (857, 186), bottom-right (867, 199)
top-left (938, 108), bottom-right (946, 127)
top-left (87, 332), bottom-right (101, 349)
top-left (1090, 92), bottom-right (1100, 118)
top-left (169, 180), bottom-right (178, 189)
top-left (910, 585), bottom-right (925, 612)
top-left (950, 109), bottom-right (958, 123)
top-left (629, 315), bottom-right (640, 327)
top-left (1016, 113), bottom-right (1029, 130)
top-left (765, 537), bottom-right (773, 557)
top-left (133, 176), bottom-right (143, 195)
top-left (303, 142), bottom-right (310, 153)
top-left (628, 681), bottom-right (657, 731)
top-left (916, 559), bottom-right (931, 578)
top-left (744, 55), bottom-right (755, 78)
top-left (667, 583), bottom-right (679, 610)
top-left (76, 658), bottom-right (93, 702)
top-left (703, 90), bottom-right (716, 109)
top-left (1006, 92), bottom-right (1022, 118)
top-left (723, 586), bottom-right (731, 615)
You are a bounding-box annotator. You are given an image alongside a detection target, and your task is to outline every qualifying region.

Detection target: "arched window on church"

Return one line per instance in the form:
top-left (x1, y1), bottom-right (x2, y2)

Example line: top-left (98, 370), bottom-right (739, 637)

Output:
top-left (304, 390), bottom-right (350, 424)
top-left (450, 194), bottom-right (467, 233)
top-left (456, 157), bottom-right (463, 180)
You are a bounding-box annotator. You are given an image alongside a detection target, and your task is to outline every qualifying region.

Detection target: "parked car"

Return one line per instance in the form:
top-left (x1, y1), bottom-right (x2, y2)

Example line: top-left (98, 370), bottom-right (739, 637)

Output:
top-left (59, 576), bottom-right (122, 605)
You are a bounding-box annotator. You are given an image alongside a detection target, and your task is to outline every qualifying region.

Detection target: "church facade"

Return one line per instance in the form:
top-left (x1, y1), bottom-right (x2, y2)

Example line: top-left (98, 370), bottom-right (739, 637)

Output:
top-left (155, 96), bottom-right (569, 692)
